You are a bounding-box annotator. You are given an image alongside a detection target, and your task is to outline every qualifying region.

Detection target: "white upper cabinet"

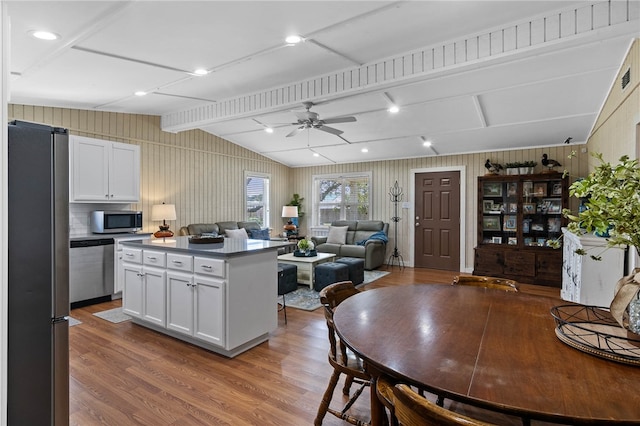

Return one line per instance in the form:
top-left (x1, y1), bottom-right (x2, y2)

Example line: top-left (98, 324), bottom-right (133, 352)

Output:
top-left (69, 135), bottom-right (140, 203)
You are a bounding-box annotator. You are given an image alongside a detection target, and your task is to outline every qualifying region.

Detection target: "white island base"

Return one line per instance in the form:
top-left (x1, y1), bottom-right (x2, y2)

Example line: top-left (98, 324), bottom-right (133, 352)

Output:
top-left (120, 237), bottom-right (283, 358)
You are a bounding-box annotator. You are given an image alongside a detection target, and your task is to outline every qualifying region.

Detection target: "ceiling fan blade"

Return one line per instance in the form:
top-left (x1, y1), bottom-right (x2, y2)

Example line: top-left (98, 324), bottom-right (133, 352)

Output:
top-left (321, 116), bottom-right (357, 124)
top-left (295, 111), bottom-right (318, 121)
top-left (317, 125), bottom-right (344, 136)
top-left (286, 126), bottom-right (305, 137)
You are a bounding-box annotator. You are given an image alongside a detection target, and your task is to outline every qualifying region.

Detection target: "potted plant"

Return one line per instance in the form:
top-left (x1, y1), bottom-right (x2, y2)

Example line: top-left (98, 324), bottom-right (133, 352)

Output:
top-left (296, 237), bottom-right (315, 256)
top-left (505, 162), bottom-right (521, 175)
top-left (288, 193), bottom-right (305, 218)
top-left (523, 160), bottom-right (537, 174)
top-left (561, 153), bottom-right (640, 333)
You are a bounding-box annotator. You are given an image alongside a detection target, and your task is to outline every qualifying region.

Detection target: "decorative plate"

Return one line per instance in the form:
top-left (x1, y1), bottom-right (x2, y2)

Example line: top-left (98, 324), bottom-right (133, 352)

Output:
top-left (551, 304), bottom-right (640, 366)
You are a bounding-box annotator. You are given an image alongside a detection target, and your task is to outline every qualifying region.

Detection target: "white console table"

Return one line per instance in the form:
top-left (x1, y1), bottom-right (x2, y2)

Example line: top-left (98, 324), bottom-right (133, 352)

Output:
top-left (561, 228), bottom-right (626, 307)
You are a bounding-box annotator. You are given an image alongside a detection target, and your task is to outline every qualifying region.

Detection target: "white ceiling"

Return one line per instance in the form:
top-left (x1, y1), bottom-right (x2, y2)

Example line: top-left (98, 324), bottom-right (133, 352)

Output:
top-left (7, 1), bottom-right (640, 167)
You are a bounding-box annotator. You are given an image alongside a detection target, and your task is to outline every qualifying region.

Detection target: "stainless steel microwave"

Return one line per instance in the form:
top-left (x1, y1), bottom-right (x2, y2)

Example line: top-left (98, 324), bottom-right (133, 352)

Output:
top-left (90, 210), bottom-right (142, 233)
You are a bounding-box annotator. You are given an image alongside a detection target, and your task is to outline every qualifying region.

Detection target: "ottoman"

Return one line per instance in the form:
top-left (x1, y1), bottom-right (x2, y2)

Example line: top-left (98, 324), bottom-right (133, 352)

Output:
top-left (314, 262), bottom-right (349, 292)
top-left (278, 263), bottom-right (298, 323)
top-left (336, 257), bottom-right (365, 285)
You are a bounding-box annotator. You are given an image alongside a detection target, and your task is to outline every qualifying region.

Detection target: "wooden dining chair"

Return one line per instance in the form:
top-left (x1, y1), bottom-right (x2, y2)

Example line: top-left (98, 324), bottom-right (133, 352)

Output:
top-left (315, 281), bottom-right (371, 426)
top-left (388, 379), bottom-right (497, 426)
top-left (452, 275), bottom-right (519, 292)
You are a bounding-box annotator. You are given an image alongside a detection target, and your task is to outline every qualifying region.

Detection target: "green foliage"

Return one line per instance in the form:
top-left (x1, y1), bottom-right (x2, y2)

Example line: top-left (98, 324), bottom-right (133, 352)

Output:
top-left (564, 153), bottom-right (640, 249)
top-left (288, 193), bottom-right (305, 218)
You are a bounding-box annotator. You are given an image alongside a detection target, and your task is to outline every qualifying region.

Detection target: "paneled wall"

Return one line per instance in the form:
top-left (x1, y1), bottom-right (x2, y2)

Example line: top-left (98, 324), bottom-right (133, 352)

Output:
top-left (9, 103), bottom-right (593, 270)
top-left (588, 38), bottom-right (640, 162)
top-left (8, 104), bottom-right (291, 234)
top-left (290, 146), bottom-right (588, 271)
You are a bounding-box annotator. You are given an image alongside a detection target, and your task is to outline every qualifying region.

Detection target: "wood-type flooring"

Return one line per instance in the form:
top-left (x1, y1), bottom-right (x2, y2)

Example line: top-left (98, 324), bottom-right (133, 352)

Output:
top-left (69, 268), bottom-right (560, 425)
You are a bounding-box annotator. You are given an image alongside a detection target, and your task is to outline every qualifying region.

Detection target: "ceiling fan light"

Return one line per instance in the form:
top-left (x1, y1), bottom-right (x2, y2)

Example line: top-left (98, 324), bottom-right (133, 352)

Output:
top-left (285, 35), bottom-right (303, 45)
top-left (30, 30), bottom-right (59, 41)
top-left (388, 105), bottom-right (400, 113)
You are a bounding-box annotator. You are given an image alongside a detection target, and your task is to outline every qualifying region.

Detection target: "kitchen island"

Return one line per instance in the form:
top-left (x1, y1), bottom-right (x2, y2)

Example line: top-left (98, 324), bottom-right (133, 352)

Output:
top-left (120, 236), bottom-right (289, 357)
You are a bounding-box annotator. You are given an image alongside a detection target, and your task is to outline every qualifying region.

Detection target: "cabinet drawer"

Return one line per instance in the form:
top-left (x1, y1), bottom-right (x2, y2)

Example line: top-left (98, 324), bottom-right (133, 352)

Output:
top-left (194, 257), bottom-right (225, 278)
top-left (167, 253), bottom-right (193, 272)
top-left (122, 247), bottom-right (142, 264)
top-left (143, 250), bottom-right (166, 267)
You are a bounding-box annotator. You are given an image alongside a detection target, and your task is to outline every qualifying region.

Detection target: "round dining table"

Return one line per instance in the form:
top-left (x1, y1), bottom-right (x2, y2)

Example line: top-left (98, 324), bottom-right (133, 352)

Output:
top-left (333, 284), bottom-right (640, 425)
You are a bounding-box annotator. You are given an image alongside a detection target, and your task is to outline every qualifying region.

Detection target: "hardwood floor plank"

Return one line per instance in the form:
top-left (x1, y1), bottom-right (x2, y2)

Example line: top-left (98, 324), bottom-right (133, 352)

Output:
top-left (70, 267), bottom-right (560, 425)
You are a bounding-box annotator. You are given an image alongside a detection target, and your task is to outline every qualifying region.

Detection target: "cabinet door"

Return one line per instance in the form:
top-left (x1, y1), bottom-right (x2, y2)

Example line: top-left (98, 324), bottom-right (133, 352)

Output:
top-left (166, 271), bottom-right (194, 336)
top-left (109, 142), bottom-right (140, 202)
top-left (122, 264), bottom-right (143, 318)
top-left (193, 275), bottom-right (225, 347)
top-left (70, 136), bottom-right (109, 201)
top-left (143, 267), bottom-right (166, 327)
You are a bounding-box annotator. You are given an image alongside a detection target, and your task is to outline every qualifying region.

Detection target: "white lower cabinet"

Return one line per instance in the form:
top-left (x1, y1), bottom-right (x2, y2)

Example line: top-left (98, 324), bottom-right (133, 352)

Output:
top-left (122, 249), bottom-right (166, 327)
top-left (193, 275), bottom-right (225, 346)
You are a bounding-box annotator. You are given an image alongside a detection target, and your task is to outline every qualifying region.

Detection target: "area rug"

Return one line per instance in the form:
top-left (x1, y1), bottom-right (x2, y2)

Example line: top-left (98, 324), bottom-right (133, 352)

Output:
top-left (68, 317), bottom-right (82, 327)
top-left (93, 307), bottom-right (131, 324)
top-left (284, 270), bottom-right (390, 311)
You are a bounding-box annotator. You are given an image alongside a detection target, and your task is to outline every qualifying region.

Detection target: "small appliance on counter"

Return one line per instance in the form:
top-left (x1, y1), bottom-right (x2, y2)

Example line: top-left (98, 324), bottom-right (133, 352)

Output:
top-left (90, 210), bottom-right (142, 233)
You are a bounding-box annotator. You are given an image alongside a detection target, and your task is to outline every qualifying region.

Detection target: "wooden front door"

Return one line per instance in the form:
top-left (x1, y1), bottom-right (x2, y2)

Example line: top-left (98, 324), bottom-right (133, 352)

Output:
top-left (414, 171), bottom-right (460, 270)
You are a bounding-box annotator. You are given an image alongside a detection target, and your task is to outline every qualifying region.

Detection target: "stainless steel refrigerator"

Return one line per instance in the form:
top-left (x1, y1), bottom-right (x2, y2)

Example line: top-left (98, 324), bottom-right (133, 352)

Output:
top-left (8, 120), bottom-right (70, 425)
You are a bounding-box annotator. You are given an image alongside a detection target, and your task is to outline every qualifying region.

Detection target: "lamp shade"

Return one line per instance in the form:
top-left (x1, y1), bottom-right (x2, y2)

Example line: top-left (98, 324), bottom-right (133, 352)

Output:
top-left (151, 203), bottom-right (177, 221)
top-left (281, 206), bottom-right (298, 218)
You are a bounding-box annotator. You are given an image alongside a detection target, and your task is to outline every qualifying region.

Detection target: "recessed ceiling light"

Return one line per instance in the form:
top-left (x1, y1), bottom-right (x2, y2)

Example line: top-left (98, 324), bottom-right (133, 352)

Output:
top-left (388, 105), bottom-right (400, 113)
top-left (264, 127), bottom-right (274, 134)
top-left (285, 35), bottom-right (303, 45)
top-left (30, 30), bottom-right (59, 41)
top-left (423, 140), bottom-right (432, 147)
top-left (134, 91), bottom-right (147, 97)
top-left (361, 148), bottom-right (369, 153)
top-left (193, 68), bottom-right (208, 76)
top-left (313, 153), bottom-right (320, 157)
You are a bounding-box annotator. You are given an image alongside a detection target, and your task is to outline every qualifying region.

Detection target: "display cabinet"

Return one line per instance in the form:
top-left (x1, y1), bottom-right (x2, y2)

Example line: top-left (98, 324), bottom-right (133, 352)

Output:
top-left (474, 172), bottom-right (568, 287)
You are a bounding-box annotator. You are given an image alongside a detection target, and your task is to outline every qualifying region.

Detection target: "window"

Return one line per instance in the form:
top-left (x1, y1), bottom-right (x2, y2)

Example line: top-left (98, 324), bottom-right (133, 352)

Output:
top-left (245, 172), bottom-right (270, 227)
top-left (312, 172), bottom-right (371, 226)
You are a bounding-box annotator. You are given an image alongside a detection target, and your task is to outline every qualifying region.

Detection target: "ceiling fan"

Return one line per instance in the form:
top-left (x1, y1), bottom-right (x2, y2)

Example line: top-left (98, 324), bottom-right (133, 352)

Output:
top-left (286, 101), bottom-right (356, 138)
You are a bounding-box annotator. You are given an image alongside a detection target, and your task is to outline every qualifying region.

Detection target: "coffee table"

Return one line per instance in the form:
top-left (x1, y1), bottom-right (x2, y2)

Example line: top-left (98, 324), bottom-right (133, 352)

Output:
top-left (277, 252), bottom-right (336, 288)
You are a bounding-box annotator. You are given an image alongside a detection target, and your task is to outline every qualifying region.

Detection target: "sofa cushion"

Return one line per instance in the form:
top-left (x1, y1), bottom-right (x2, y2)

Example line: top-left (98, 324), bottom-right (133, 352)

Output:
top-left (340, 244), bottom-right (366, 258)
top-left (216, 221), bottom-right (240, 235)
top-left (188, 223), bottom-right (220, 235)
top-left (248, 228), bottom-right (270, 240)
top-left (238, 221), bottom-right (261, 232)
top-left (326, 226), bottom-right (349, 244)
top-left (226, 228), bottom-right (248, 239)
top-left (331, 220), bottom-right (358, 244)
top-left (314, 243), bottom-right (341, 256)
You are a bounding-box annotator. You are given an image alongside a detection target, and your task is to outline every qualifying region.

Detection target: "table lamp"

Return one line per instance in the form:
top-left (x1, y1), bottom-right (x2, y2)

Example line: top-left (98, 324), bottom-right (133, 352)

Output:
top-left (151, 203), bottom-right (177, 238)
top-left (282, 206), bottom-right (298, 232)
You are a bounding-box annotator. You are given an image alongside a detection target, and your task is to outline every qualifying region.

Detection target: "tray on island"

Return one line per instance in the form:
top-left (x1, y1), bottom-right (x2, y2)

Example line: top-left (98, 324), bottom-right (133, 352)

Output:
top-left (189, 235), bottom-right (224, 244)
top-left (550, 304), bottom-right (640, 366)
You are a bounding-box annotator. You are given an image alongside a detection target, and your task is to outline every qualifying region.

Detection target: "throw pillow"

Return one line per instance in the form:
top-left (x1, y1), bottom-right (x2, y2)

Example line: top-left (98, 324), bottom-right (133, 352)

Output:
top-left (226, 228), bottom-right (248, 239)
top-left (248, 228), bottom-right (270, 240)
top-left (326, 226), bottom-right (349, 244)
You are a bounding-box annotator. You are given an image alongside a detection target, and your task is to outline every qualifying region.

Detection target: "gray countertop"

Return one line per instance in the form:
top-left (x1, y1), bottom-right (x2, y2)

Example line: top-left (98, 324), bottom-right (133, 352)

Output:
top-left (70, 232), bottom-right (151, 241)
top-left (120, 235), bottom-right (289, 258)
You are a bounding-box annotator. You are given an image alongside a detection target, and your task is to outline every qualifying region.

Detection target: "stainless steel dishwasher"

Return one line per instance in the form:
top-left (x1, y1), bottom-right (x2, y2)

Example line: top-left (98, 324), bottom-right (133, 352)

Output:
top-left (69, 238), bottom-right (115, 305)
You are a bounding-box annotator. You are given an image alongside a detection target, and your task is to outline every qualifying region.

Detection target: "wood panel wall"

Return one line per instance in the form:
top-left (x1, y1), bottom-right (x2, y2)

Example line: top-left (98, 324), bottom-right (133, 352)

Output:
top-left (589, 38), bottom-right (640, 163)
top-left (8, 104), bottom-right (292, 234)
top-left (9, 104), bottom-right (594, 270)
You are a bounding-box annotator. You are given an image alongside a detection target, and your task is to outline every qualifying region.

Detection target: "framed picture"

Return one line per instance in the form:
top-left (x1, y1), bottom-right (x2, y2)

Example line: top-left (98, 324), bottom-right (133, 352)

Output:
top-left (483, 200), bottom-right (495, 213)
top-left (532, 222), bottom-right (545, 232)
top-left (507, 183), bottom-right (517, 197)
top-left (483, 216), bottom-right (501, 231)
top-left (533, 183), bottom-right (547, 197)
top-left (508, 237), bottom-right (517, 245)
top-left (547, 217), bottom-right (561, 232)
top-left (523, 203), bottom-right (536, 214)
top-left (491, 236), bottom-right (502, 244)
top-left (523, 181), bottom-right (533, 197)
top-left (503, 215), bottom-right (517, 231)
top-left (544, 199), bottom-right (562, 214)
top-left (552, 183), bottom-right (562, 196)
top-left (522, 219), bottom-right (531, 233)
top-left (537, 237), bottom-right (547, 246)
top-left (483, 182), bottom-right (502, 197)
top-left (524, 237), bottom-right (534, 246)
top-left (508, 203), bottom-right (518, 213)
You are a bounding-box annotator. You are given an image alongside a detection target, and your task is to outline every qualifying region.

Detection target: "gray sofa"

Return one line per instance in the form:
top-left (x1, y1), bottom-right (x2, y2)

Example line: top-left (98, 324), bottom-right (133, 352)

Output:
top-left (311, 220), bottom-right (389, 270)
top-left (178, 221), bottom-right (267, 237)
